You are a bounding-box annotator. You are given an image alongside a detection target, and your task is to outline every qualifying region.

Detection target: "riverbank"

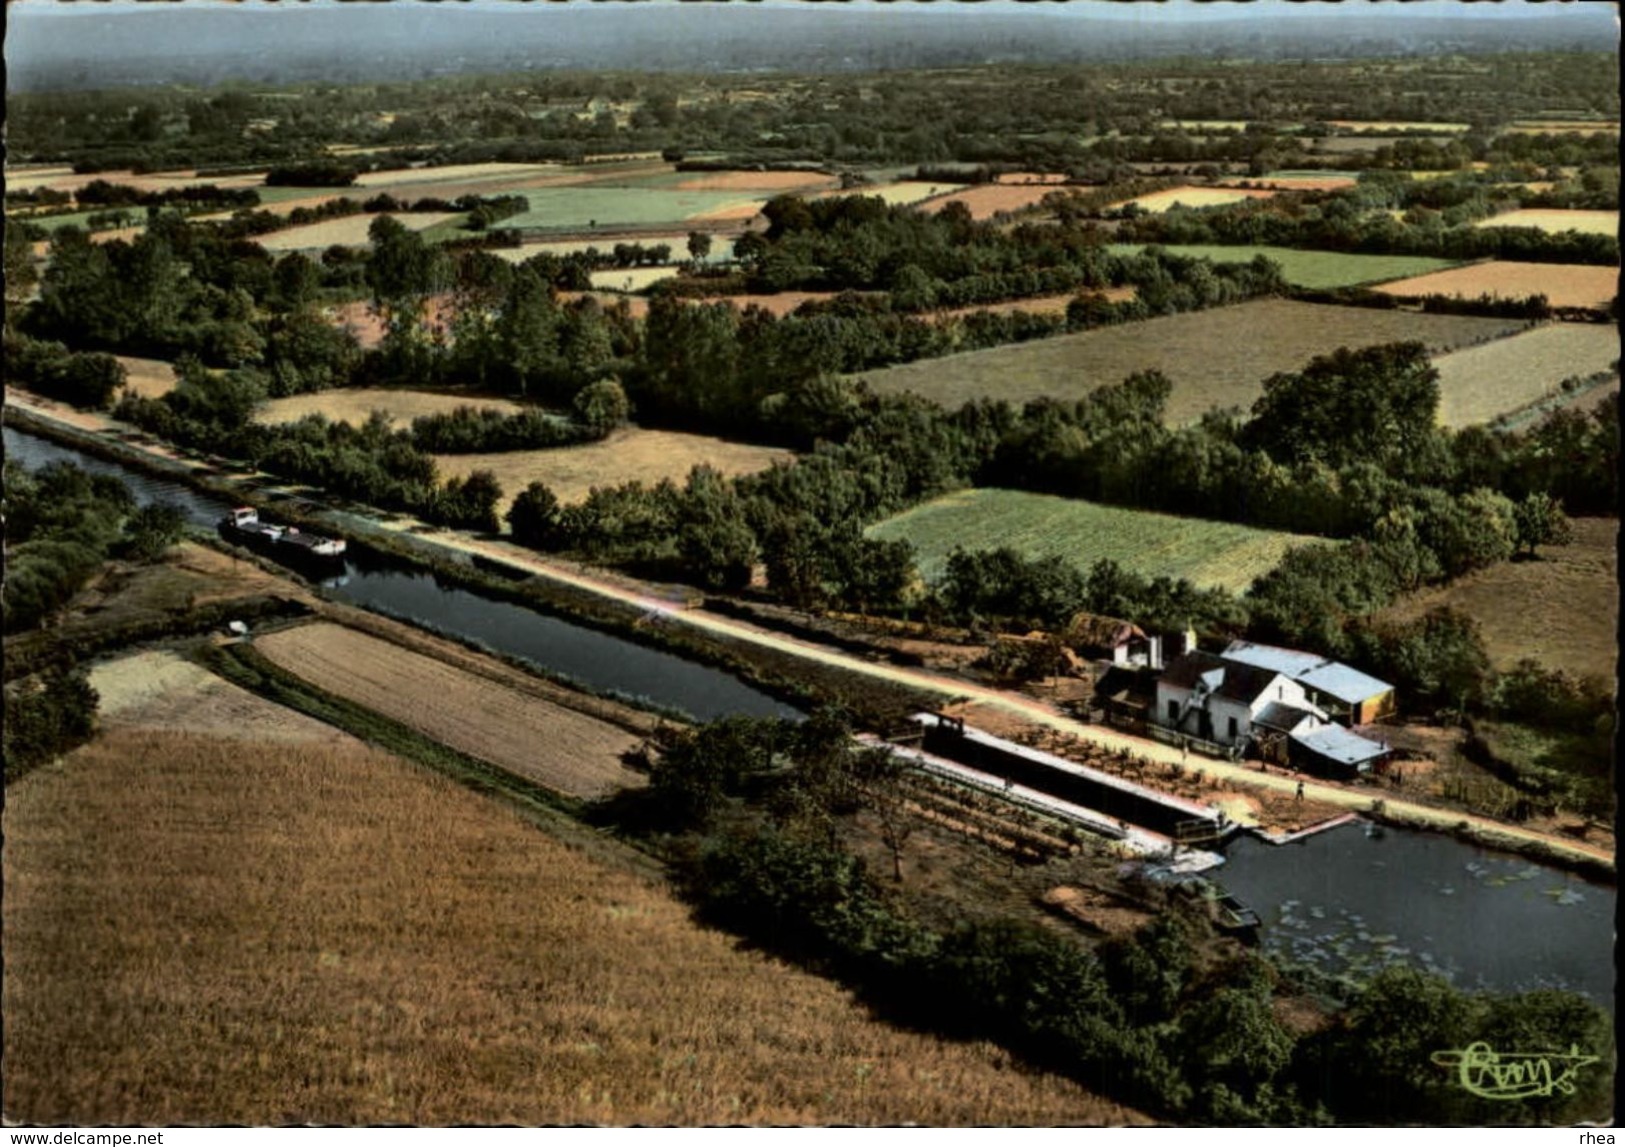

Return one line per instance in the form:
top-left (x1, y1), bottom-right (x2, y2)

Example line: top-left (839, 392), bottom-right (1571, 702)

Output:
top-left (5, 394), bottom-right (1612, 879)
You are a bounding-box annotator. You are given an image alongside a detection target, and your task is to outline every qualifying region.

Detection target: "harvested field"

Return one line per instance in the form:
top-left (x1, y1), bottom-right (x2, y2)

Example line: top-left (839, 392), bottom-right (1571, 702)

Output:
top-left (1473, 209), bottom-right (1618, 236)
top-left (2, 166), bottom-right (267, 196)
top-left (431, 426), bottom-right (792, 511)
top-left (994, 172), bottom-right (1071, 185)
top-left (257, 387), bottom-right (526, 429)
top-left (2, 726), bottom-right (1138, 1125)
top-left (492, 234), bottom-right (734, 263)
top-left (255, 211), bottom-right (459, 252)
top-left (854, 298), bottom-right (1527, 423)
top-left (1108, 244), bottom-right (1459, 290)
top-left (919, 184), bottom-right (1060, 219)
top-left (1432, 323), bottom-right (1621, 428)
top-left (1506, 121), bottom-right (1621, 136)
top-left (1328, 120), bottom-right (1471, 132)
top-left (1107, 186), bottom-right (1276, 213)
top-left (1374, 261), bottom-right (1619, 311)
top-left (674, 170), bottom-right (838, 193)
top-left (932, 288), bottom-right (1135, 324)
top-left (89, 650), bottom-right (355, 745)
top-left (1217, 173), bottom-right (1357, 192)
top-left (686, 200), bottom-right (771, 223)
top-left (256, 622), bottom-right (644, 799)
top-left (868, 488), bottom-right (1320, 593)
top-left (351, 162), bottom-right (564, 187)
top-left (115, 356), bottom-right (177, 399)
top-left (817, 181), bottom-right (965, 208)
top-left (589, 265), bottom-right (680, 292)
top-left (1373, 518), bottom-right (1618, 683)
top-left (700, 290), bottom-right (845, 317)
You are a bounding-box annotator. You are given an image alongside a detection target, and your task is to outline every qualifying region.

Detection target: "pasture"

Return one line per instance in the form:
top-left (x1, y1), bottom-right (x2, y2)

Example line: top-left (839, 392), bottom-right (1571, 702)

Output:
top-left (1107, 244), bottom-right (1459, 289)
top-left (2, 723), bottom-right (1136, 1125)
top-left (256, 387), bottom-right (526, 428)
top-left (868, 488), bottom-right (1320, 594)
top-left (1432, 323), bottom-right (1621, 428)
top-left (504, 187), bottom-right (757, 231)
top-left (1473, 209), bottom-right (1618, 236)
top-left (854, 298), bottom-right (1527, 423)
top-left (431, 426), bottom-right (792, 511)
top-left (1374, 261), bottom-right (1619, 311)
top-left (255, 622), bottom-right (645, 798)
top-left (1372, 517), bottom-right (1618, 682)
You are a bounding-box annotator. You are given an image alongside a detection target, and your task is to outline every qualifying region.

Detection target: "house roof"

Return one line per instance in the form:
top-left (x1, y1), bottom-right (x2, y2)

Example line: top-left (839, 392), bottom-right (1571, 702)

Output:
top-left (1160, 651), bottom-right (1283, 706)
top-left (1222, 640), bottom-right (1394, 705)
top-left (1290, 724), bottom-right (1392, 767)
top-left (1066, 611), bottom-right (1147, 650)
top-left (1160, 650), bottom-right (1227, 690)
top-left (1253, 701), bottom-right (1324, 735)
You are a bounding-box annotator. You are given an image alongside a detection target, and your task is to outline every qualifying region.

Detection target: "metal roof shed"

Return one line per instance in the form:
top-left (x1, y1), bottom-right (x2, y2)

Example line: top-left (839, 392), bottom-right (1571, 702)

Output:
top-left (1289, 725), bottom-right (1392, 777)
top-left (1297, 661), bottom-right (1394, 706)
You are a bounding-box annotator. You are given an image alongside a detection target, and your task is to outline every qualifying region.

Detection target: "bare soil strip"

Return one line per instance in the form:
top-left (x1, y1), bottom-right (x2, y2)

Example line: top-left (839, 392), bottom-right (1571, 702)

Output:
top-left (254, 621), bottom-right (647, 798)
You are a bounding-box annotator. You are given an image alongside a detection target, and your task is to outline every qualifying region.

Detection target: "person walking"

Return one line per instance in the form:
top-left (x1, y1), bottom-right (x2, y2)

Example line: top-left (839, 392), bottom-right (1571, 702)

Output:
top-left (1295, 780), bottom-right (1304, 801)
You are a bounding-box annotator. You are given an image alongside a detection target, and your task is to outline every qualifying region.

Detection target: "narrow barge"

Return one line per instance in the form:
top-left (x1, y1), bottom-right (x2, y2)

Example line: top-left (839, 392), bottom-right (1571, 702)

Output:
top-left (218, 506), bottom-right (347, 569)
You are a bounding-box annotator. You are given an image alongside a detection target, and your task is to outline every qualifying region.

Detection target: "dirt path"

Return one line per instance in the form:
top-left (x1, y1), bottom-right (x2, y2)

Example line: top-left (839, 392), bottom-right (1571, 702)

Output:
top-left (415, 528), bottom-right (1616, 871)
top-left (7, 394), bottom-right (1611, 872)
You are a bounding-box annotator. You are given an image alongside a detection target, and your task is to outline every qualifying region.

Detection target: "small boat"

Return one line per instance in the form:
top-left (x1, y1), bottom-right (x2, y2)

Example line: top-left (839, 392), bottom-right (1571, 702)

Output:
top-left (219, 506), bottom-right (346, 566)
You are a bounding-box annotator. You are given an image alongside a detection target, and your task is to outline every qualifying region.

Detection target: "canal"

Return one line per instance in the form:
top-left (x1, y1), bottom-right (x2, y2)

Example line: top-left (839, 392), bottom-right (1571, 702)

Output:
top-left (4, 425), bottom-right (797, 722)
top-left (6, 423), bottom-right (1614, 1007)
top-left (1219, 821), bottom-right (1615, 1008)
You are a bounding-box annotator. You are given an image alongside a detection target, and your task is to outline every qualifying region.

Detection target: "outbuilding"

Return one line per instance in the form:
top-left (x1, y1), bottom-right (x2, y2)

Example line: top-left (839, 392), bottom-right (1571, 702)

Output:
top-left (1288, 724), bottom-right (1394, 779)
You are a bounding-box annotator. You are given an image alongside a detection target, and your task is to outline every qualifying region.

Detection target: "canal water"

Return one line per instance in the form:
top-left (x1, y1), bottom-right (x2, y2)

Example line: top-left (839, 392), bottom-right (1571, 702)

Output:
top-left (4, 426), bottom-right (797, 721)
top-left (1219, 821), bottom-right (1615, 1007)
top-left (6, 425), bottom-right (1613, 1004)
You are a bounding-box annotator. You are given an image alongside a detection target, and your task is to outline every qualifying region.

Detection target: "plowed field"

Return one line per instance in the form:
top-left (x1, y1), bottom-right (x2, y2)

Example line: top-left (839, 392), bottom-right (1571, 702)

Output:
top-left (255, 622), bottom-right (645, 798)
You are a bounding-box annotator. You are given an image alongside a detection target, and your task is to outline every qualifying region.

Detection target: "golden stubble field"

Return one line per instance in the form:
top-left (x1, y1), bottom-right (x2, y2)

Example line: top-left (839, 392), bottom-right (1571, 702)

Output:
top-left (432, 425), bottom-right (792, 511)
top-left (2, 726), bottom-right (1140, 1124)
top-left (1375, 261), bottom-right (1620, 311)
top-left (257, 386), bottom-right (526, 428)
top-left (254, 622), bottom-right (646, 798)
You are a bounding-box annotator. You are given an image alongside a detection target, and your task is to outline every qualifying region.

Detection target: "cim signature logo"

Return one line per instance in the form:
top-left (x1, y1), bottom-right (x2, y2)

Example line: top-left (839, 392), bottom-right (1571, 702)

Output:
top-left (1430, 1041), bottom-right (1600, 1101)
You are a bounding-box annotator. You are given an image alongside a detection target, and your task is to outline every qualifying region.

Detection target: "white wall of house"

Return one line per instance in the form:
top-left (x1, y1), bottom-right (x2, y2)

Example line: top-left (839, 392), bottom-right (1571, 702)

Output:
top-left (1155, 674), bottom-right (1313, 746)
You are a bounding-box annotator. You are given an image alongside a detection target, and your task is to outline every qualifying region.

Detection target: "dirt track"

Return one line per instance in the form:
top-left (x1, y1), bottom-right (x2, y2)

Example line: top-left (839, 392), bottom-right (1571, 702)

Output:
top-left (7, 394), bottom-right (1612, 872)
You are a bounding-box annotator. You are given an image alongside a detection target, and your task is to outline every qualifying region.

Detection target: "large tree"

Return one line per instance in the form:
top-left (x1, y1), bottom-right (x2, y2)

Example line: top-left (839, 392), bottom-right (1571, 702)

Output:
top-left (1244, 342), bottom-right (1441, 473)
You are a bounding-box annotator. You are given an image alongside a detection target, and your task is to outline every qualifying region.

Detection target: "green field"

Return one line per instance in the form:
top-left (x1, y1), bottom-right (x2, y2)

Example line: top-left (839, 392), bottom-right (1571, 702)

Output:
top-left (1108, 244), bottom-right (1461, 290)
top-left (506, 187), bottom-right (756, 231)
top-left (868, 488), bottom-right (1323, 594)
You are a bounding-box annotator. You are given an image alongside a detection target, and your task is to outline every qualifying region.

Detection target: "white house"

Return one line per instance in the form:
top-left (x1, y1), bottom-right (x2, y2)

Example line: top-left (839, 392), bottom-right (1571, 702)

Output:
top-left (1155, 650), bottom-right (1323, 748)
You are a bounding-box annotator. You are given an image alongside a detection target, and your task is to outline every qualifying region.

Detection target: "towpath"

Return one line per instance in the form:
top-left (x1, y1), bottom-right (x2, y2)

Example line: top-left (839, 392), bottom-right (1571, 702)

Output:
top-left (6, 391), bottom-right (1613, 873)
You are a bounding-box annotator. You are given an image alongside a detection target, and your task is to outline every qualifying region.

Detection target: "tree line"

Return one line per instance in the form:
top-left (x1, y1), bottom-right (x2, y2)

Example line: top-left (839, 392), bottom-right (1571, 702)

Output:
top-left (596, 709), bottom-right (1613, 1126)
